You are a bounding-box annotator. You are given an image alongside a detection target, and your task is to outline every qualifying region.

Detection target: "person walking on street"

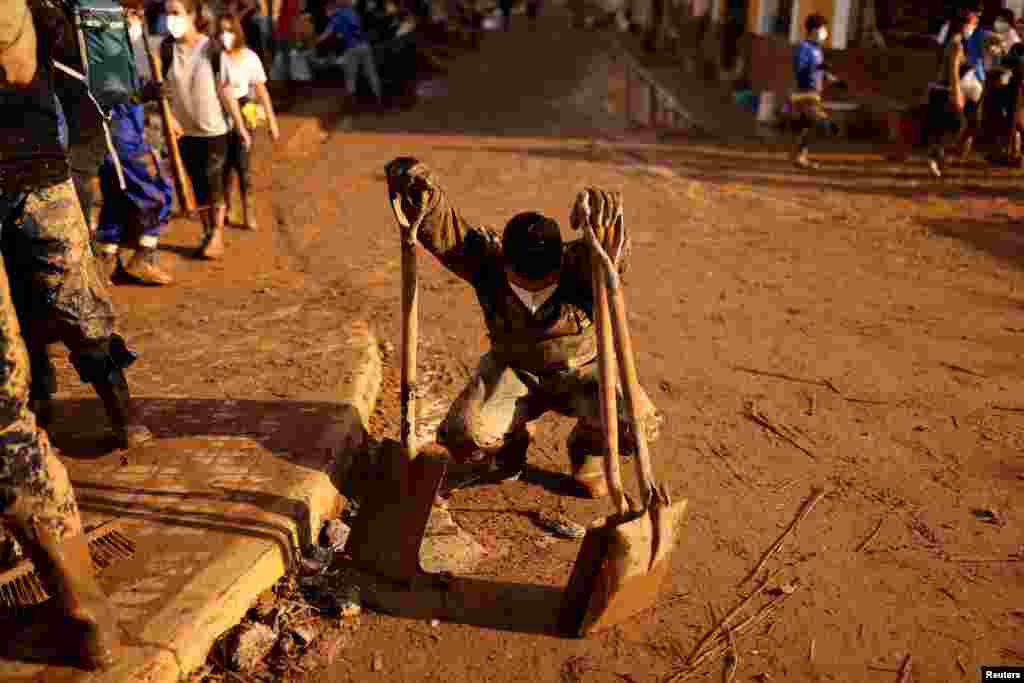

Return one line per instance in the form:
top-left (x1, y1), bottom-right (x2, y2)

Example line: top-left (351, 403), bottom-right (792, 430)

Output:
top-left (924, 9), bottom-right (977, 177)
top-left (314, 0), bottom-right (383, 106)
top-left (93, 1), bottom-right (176, 286)
top-left (218, 12), bottom-right (280, 231)
top-left (789, 14), bottom-right (840, 170)
top-left (162, 0), bottom-right (250, 260)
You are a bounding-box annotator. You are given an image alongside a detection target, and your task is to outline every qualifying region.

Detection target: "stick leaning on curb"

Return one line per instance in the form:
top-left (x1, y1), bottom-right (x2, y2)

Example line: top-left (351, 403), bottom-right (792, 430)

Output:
top-left (561, 188), bottom-right (688, 636)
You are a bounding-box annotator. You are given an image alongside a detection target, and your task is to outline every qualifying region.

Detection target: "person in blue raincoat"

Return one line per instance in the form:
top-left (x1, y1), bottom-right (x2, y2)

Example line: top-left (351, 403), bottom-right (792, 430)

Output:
top-left (93, 1), bottom-right (175, 286)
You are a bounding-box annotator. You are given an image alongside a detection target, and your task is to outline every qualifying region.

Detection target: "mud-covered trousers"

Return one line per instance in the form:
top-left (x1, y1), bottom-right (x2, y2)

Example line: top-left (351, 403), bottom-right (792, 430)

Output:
top-left (437, 352), bottom-right (662, 488)
top-left (0, 178), bottom-right (123, 418)
top-left (0, 182), bottom-right (87, 550)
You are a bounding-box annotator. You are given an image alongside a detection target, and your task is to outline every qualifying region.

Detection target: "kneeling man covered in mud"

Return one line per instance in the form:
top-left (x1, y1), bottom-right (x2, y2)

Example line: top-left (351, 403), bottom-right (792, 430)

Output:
top-left (386, 158), bottom-right (661, 499)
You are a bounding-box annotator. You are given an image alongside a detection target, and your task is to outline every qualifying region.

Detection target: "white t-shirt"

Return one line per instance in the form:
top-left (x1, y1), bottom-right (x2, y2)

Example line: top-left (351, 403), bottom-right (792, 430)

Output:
top-left (222, 48), bottom-right (268, 100)
top-left (166, 36), bottom-right (230, 138)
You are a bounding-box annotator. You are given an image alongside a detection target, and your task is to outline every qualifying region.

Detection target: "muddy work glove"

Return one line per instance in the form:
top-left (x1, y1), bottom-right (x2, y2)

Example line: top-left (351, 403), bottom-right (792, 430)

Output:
top-left (570, 187), bottom-right (630, 275)
top-left (385, 156), bottom-right (442, 240)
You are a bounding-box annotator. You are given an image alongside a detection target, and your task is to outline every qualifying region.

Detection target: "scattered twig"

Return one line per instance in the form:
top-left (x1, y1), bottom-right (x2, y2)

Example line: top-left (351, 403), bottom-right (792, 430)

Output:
top-left (855, 518), bottom-right (884, 552)
top-left (990, 404), bottom-right (1024, 413)
top-left (708, 443), bottom-right (746, 484)
top-left (723, 629), bottom-right (738, 683)
top-left (688, 572), bottom-right (777, 665)
top-left (956, 655), bottom-right (968, 676)
top-left (674, 584), bottom-right (800, 680)
top-left (742, 402), bottom-right (816, 459)
top-left (951, 415), bottom-right (959, 429)
top-left (808, 638), bottom-right (815, 664)
top-left (897, 654), bottom-right (913, 683)
top-left (942, 362), bottom-right (986, 378)
top-left (952, 556), bottom-right (1021, 563)
top-left (867, 665), bottom-right (901, 673)
top-left (733, 365), bottom-right (826, 388)
top-left (744, 488), bottom-right (826, 584)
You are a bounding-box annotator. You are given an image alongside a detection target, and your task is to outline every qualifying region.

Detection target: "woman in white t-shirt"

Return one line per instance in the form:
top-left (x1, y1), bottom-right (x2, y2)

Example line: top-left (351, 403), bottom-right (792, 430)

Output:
top-left (217, 12), bottom-right (280, 230)
top-left (164, 0), bottom-right (249, 260)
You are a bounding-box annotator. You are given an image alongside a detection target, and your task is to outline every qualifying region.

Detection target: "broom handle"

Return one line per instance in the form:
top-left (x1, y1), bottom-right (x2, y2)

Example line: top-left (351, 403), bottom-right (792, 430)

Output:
top-left (400, 232), bottom-right (418, 463)
top-left (141, 24), bottom-right (197, 215)
top-left (600, 216), bottom-right (657, 506)
top-left (591, 256), bottom-right (628, 516)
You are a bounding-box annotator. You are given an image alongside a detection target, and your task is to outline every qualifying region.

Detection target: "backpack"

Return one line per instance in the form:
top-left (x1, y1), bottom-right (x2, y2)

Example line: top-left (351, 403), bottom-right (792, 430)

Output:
top-left (46, 0), bottom-right (143, 190)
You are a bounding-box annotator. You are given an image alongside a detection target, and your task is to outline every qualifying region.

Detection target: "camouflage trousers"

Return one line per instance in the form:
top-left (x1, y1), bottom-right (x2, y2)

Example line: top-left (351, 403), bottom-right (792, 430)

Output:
top-left (437, 352), bottom-right (662, 486)
top-left (0, 183), bottom-right (87, 547)
top-left (0, 178), bottom-right (117, 401)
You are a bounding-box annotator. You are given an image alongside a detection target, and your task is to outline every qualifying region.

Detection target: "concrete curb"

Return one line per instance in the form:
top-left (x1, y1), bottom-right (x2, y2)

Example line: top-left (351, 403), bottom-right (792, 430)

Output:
top-left (312, 319), bottom-right (383, 486)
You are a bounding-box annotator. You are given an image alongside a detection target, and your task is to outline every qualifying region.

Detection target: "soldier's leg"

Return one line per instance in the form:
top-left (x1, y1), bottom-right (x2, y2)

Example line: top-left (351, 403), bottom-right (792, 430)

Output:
top-left (6, 178), bottom-right (152, 450)
top-left (437, 352), bottom-right (540, 485)
top-left (554, 362), bottom-right (662, 498)
top-left (0, 192), bottom-right (120, 668)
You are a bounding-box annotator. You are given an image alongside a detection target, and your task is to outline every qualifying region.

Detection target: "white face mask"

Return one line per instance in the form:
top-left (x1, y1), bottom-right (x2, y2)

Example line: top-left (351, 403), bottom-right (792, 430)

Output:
top-left (166, 15), bottom-right (189, 39)
top-left (508, 280), bottom-right (558, 315)
top-left (996, 20), bottom-right (1010, 32)
top-left (816, 27), bottom-right (828, 43)
top-left (128, 20), bottom-right (143, 41)
top-left (221, 31), bottom-right (236, 49)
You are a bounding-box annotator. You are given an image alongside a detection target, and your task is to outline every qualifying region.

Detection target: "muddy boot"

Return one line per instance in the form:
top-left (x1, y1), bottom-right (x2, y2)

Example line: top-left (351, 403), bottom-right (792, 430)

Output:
top-left (93, 370), bottom-right (153, 449)
top-left (241, 195), bottom-right (258, 231)
top-left (567, 424), bottom-right (609, 499)
top-left (29, 524), bottom-right (122, 670)
top-left (439, 427), bottom-right (532, 493)
top-left (93, 248), bottom-right (120, 286)
top-left (71, 335), bottom-right (153, 450)
top-left (123, 247), bottom-right (173, 286)
top-left (199, 225), bottom-right (225, 260)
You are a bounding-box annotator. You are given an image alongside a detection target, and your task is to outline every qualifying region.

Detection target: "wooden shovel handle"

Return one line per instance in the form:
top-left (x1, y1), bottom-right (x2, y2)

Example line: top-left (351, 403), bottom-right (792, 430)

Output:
top-left (400, 236), bottom-right (418, 462)
top-left (142, 25), bottom-right (197, 215)
top-left (602, 217), bottom-right (657, 505)
top-left (591, 257), bottom-right (628, 516)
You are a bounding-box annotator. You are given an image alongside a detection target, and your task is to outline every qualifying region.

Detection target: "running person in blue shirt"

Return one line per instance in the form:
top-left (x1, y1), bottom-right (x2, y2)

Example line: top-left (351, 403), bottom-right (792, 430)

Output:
top-left (315, 0), bottom-right (383, 105)
top-left (790, 13), bottom-right (840, 170)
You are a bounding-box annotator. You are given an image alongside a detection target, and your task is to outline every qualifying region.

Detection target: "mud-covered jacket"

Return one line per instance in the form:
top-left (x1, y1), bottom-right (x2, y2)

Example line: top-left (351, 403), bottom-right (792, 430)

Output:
top-left (416, 187), bottom-right (629, 375)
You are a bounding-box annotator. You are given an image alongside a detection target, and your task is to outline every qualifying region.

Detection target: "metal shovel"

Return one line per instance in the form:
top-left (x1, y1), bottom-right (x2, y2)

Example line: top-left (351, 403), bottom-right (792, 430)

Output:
top-left (345, 174), bottom-right (448, 584)
top-left (561, 194), bottom-right (687, 636)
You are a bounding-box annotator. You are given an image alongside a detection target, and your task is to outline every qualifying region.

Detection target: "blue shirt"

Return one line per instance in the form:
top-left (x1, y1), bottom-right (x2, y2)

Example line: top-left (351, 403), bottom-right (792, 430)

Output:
top-left (326, 7), bottom-right (366, 49)
top-left (965, 29), bottom-right (987, 83)
top-left (793, 39), bottom-right (825, 93)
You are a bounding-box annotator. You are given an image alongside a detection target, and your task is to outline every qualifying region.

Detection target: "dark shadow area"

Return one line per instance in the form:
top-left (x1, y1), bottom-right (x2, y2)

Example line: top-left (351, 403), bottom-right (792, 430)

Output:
top-left (922, 216), bottom-right (1024, 271)
top-left (342, 562), bottom-right (567, 637)
top-left (46, 397), bottom-right (363, 475)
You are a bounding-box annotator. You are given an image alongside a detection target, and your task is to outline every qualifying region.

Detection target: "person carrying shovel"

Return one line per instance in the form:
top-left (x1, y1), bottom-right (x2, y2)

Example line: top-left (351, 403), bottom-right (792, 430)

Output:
top-left (385, 158), bottom-right (662, 499)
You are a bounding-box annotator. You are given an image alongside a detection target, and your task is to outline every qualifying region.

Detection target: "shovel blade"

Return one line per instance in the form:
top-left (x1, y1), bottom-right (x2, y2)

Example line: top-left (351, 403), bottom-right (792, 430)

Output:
top-left (347, 441), bottom-right (448, 583)
top-left (561, 497), bottom-right (687, 637)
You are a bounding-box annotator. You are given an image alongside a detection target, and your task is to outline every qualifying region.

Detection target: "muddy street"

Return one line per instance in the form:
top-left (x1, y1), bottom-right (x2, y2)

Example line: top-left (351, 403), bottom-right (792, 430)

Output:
top-left (43, 15), bottom-right (1024, 683)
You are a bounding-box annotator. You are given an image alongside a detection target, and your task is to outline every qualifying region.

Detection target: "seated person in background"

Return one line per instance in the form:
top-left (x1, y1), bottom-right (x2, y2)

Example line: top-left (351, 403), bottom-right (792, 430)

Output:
top-left (314, 0), bottom-right (383, 105)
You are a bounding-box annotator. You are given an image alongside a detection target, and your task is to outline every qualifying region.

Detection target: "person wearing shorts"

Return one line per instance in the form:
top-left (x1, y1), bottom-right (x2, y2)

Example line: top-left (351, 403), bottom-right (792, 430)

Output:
top-left (217, 12), bottom-right (280, 230)
top-left (163, 0), bottom-right (250, 260)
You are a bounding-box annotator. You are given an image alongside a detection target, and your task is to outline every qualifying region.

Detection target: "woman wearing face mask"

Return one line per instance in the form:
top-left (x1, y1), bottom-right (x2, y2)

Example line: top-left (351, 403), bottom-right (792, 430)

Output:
top-left (162, 0), bottom-right (249, 260)
top-left (923, 9), bottom-right (976, 178)
top-left (217, 12), bottom-right (280, 230)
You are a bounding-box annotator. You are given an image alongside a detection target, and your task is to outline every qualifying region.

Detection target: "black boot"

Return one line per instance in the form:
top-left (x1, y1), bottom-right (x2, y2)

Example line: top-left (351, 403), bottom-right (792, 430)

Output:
top-left (92, 368), bottom-right (153, 450)
top-left (70, 335), bottom-right (153, 450)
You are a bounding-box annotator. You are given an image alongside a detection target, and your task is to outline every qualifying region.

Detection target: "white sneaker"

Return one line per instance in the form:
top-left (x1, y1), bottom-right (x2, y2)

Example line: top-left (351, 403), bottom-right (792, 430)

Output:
top-left (928, 159), bottom-right (942, 178)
